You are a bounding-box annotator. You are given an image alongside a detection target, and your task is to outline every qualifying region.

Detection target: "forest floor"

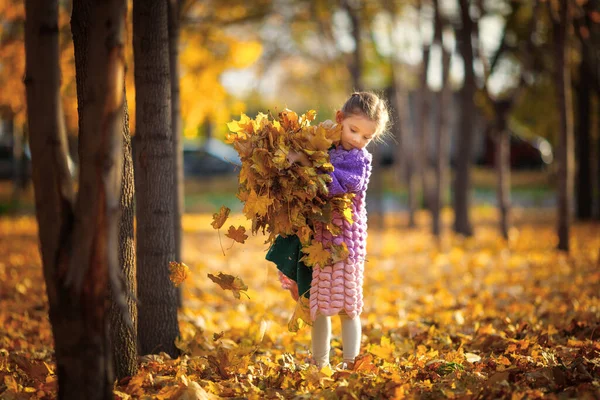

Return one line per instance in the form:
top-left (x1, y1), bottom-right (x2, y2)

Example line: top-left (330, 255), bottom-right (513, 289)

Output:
top-left (1, 208), bottom-right (599, 399)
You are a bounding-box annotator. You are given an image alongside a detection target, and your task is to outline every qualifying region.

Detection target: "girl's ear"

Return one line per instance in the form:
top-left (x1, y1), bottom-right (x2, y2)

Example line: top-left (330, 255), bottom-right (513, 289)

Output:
top-left (335, 110), bottom-right (344, 124)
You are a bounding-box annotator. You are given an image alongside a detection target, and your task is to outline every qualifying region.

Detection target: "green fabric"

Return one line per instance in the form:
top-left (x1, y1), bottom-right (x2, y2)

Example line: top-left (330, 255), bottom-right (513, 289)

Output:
top-left (266, 235), bottom-right (312, 298)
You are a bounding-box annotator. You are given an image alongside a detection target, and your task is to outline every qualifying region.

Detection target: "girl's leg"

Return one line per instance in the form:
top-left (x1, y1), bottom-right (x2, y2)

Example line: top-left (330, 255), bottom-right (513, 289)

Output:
top-left (311, 314), bottom-right (331, 368)
top-left (340, 314), bottom-right (361, 365)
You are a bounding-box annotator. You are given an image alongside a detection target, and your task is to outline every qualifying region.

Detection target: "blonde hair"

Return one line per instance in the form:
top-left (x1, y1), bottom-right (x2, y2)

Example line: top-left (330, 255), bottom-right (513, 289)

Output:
top-left (341, 91), bottom-right (390, 140)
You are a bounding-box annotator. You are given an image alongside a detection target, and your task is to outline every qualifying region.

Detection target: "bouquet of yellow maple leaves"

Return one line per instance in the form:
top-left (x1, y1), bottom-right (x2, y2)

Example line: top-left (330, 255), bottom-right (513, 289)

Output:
top-left (222, 109), bottom-right (354, 266)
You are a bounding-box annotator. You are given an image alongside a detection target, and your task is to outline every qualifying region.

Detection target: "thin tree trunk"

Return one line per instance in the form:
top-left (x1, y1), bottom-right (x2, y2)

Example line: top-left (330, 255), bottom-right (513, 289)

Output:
top-left (576, 60), bottom-right (592, 220)
top-left (133, 0), bottom-right (180, 357)
top-left (342, 0), bottom-right (363, 91)
top-left (72, 0), bottom-right (137, 380)
top-left (110, 96), bottom-right (138, 379)
top-left (553, 0), bottom-right (574, 251)
top-left (393, 67), bottom-right (417, 228)
top-left (168, 0), bottom-right (184, 308)
top-left (432, 0), bottom-right (450, 237)
top-left (495, 110), bottom-right (511, 240)
top-left (453, 0), bottom-right (476, 237)
top-left (418, 46), bottom-right (432, 211)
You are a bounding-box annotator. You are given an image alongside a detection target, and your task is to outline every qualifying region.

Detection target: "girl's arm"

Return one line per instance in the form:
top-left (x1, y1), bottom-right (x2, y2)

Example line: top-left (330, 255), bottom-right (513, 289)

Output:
top-left (327, 148), bottom-right (372, 196)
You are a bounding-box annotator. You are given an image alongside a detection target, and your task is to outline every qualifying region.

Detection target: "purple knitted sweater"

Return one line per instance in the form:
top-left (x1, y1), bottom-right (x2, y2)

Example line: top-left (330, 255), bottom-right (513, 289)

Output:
top-left (309, 146), bottom-right (372, 320)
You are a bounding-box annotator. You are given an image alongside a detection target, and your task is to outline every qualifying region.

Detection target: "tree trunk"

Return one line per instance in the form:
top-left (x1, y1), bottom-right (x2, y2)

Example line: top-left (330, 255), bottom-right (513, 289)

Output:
top-left (418, 46), bottom-right (432, 211)
top-left (433, 55), bottom-right (451, 237)
top-left (342, 0), bottom-right (363, 91)
top-left (453, 0), bottom-right (476, 237)
top-left (110, 96), bottom-right (138, 380)
top-left (576, 59), bottom-right (592, 220)
top-left (133, 0), bottom-right (180, 357)
top-left (494, 110), bottom-right (511, 240)
top-left (27, 0), bottom-right (127, 397)
top-left (553, 0), bottom-right (574, 251)
top-left (168, 0), bottom-right (184, 309)
top-left (24, 0), bottom-right (77, 394)
top-left (432, 0), bottom-right (450, 237)
top-left (72, 0), bottom-right (137, 381)
top-left (393, 67), bottom-right (417, 228)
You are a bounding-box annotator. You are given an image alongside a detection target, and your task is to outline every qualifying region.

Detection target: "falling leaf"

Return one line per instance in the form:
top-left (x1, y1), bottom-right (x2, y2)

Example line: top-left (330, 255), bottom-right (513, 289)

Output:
top-left (225, 225), bottom-right (248, 244)
top-left (208, 272), bottom-right (249, 299)
top-left (169, 261), bottom-right (190, 287)
top-left (211, 206), bottom-right (230, 230)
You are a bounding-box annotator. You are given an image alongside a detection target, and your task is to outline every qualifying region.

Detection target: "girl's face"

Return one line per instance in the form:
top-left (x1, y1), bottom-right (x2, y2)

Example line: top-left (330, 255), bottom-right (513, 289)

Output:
top-left (336, 111), bottom-right (378, 151)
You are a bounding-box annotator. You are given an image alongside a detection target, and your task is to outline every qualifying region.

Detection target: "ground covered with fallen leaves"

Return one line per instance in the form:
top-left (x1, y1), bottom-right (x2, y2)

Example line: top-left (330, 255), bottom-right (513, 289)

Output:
top-left (1, 208), bottom-right (599, 399)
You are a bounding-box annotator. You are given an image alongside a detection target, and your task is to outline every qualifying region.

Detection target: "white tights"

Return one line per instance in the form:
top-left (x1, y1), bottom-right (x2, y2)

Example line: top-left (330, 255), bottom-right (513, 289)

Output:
top-left (311, 314), bottom-right (361, 368)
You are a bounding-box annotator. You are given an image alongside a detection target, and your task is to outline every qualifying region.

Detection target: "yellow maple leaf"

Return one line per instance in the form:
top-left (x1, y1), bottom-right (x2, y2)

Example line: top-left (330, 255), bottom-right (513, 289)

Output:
top-left (243, 190), bottom-right (273, 217)
top-left (208, 272), bottom-right (249, 299)
top-left (226, 113), bottom-right (253, 133)
top-left (169, 261), bottom-right (190, 287)
top-left (307, 126), bottom-right (333, 151)
top-left (211, 206), bottom-right (230, 229)
top-left (301, 241), bottom-right (331, 267)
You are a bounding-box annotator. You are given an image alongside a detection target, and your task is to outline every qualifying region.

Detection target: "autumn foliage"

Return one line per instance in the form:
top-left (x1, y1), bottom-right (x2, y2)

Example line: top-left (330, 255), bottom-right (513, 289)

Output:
top-left (223, 109), bottom-right (355, 267)
top-left (1, 211), bottom-right (599, 398)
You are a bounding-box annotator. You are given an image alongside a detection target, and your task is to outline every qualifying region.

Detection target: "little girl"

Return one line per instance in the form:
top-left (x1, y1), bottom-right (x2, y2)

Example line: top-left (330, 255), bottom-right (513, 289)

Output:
top-left (266, 92), bottom-right (390, 369)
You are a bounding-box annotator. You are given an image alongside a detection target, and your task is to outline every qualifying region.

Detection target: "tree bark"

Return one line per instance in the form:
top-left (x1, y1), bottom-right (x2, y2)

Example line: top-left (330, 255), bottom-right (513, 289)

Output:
top-left (168, 0), bottom-right (184, 308)
top-left (453, 0), bottom-right (476, 237)
top-left (110, 97), bottom-right (138, 379)
top-left (26, 0), bottom-right (127, 397)
top-left (575, 53), bottom-right (592, 220)
top-left (72, 0), bottom-right (137, 380)
top-left (552, 0), bottom-right (574, 251)
top-left (133, 0), bottom-right (180, 357)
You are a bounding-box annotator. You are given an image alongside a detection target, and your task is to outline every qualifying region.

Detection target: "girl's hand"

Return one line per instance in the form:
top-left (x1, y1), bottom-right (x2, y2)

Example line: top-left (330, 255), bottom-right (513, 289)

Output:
top-left (287, 150), bottom-right (311, 167)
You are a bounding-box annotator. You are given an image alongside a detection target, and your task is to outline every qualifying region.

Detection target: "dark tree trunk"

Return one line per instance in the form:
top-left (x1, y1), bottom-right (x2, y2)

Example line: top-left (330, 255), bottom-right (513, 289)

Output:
top-left (110, 97), bottom-right (138, 380)
top-left (72, 0), bottom-right (137, 381)
top-left (576, 56), bottom-right (592, 220)
top-left (453, 0), bottom-right (476, 237)
top-left (25, 0), bottom-right (77, 395)
top-left (418, 46), bottom-right (432, 212)
top-left (342, 0), bottom-right (363, 91)
top-left (552, 0), bottom-right (574, 251)
top-left (133, 0), bottom-right (180, 357)
top-left (27, 0), bottom-right (127, 397)
top-left (432, 0), bottom-right (450, 237)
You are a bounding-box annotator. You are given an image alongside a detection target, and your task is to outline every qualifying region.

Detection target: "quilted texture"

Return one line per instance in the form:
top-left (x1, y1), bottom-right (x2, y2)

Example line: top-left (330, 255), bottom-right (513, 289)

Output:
top-left (309, 146), bottom-right (372, 320)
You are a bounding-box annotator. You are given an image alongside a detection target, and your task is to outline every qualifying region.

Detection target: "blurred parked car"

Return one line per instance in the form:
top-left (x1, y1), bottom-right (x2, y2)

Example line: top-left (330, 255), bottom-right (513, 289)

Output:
top-left (478, 132), bottom-right (553, 169)
top-left (183, 138), bottom-right (241, 178)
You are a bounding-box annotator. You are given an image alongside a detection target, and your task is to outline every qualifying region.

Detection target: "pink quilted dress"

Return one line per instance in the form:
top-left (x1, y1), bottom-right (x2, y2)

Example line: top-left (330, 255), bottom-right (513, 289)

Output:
top-left (309, 146), bottom-right (372, 320)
